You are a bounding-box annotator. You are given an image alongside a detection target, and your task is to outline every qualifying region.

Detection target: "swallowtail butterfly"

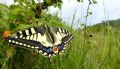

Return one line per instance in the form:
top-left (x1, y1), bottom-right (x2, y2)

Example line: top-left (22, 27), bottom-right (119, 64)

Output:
top-left (6, 24), bottom-right (74, 58)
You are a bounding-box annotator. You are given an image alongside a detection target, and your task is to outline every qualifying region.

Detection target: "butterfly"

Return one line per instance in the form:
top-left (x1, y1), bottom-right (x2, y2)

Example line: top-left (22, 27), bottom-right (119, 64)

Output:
top-left (6, 24), bottom-right (74, 58)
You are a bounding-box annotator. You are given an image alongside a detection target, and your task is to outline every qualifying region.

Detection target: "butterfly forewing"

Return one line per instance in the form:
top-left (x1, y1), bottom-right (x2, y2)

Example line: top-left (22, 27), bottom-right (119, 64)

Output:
top-left (52, 27), bottom-right (73, 45)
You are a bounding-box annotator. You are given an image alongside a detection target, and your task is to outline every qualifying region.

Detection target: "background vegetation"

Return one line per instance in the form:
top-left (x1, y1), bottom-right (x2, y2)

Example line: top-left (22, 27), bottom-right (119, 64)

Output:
top-left (0, 0), bottom-right (120, 69)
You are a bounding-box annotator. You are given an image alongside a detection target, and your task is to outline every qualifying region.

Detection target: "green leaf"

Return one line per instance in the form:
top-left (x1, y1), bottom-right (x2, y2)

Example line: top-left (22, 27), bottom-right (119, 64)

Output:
top-left (88, 12), bottom-right (92, 15)
top-left (44, 0), bottom-right (52, 5)
top-left (77, 0), bottom-right (80, 2)
top-left (9, 23), bottom-right (17, 30)
top-left (93, 0), bottom-right (97, 4)
top-left (77, 0), bottom-right (83, 2)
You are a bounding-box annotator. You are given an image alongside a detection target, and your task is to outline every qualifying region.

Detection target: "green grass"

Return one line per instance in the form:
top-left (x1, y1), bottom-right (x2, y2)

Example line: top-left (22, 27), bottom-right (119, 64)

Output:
top-left (1, 19), bottom-right (120, 69)
top-left (1, 3), bottom-right (120, 69)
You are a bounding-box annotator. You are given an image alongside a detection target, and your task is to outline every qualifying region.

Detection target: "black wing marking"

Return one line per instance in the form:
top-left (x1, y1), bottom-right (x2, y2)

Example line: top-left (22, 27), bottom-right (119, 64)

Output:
top-left (8, 37), bottom-right (43, 49)
top-left (62, 34), bottom-right (74, 44)
top-left (52, 27), bottom-right (74, 45)
top-left (14, 27), bottom-right (45, 38)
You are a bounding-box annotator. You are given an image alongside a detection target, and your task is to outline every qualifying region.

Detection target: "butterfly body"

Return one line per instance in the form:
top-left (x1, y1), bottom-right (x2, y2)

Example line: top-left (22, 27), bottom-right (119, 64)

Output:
top-left (7, 25), bottom-right (74, 58)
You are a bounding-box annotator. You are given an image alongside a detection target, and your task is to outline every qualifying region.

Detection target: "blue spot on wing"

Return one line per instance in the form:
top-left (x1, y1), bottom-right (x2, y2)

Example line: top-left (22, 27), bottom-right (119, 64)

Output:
top-left (58, 43), bottom-right (64, 51)
top-left (46, 48), bottom-right (53, 54)
top-left (42, 47), bottom-right (53, 54)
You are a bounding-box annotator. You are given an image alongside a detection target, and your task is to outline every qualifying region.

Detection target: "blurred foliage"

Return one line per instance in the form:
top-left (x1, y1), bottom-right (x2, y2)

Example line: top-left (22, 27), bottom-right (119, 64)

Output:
top-left (0, 0), bottom-right (74, 69)
top-left (13, 0), bottom-right (97, 18)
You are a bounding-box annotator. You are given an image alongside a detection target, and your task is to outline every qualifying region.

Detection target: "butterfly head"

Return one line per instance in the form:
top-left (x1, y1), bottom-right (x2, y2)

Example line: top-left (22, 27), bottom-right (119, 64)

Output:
top-left (43, 24), bottom-right (50, 30)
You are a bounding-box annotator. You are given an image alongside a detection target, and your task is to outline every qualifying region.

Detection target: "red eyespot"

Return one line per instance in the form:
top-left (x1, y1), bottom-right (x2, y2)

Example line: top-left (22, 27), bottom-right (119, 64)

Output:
top-left (3, 31), bottom-right (12, 38)
top-left (53, 47), bottom-right (58, 54)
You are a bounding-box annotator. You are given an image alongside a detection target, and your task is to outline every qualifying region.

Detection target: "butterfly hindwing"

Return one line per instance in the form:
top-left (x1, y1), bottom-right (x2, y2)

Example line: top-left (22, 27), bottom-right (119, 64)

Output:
top-left (8, 37), bottom-right (42, 49)
top-left (8, 37), bottom-right (54, 56)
